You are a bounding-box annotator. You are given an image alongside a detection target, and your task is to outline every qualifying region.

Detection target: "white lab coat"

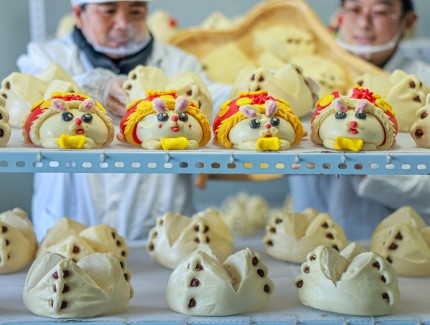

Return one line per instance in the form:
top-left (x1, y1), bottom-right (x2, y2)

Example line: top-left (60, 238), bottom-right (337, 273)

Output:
top-left (289, 49), bottom-right (430, 241)
top-left (18, 34), bottom-right (229, 241)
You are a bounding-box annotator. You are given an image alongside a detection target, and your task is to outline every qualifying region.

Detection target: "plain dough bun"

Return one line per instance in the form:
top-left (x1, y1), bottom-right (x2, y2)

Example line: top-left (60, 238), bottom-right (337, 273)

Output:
top-left (371, 206), bottom-right (430, 276)
top-left (166, 246), bottom-right (274, 316)
top-left (264, 208), bottom-right (348, 263)
top-left (295, 243), bottom-right (400, 316)
top-left (23, 252), bottom-right (133, 318)
top-left (37, 218), bottom-right (128, 262)
top-left (147, 208), bottom-right (234, 269)
top-left (0, 208), bottom-right (37, 274)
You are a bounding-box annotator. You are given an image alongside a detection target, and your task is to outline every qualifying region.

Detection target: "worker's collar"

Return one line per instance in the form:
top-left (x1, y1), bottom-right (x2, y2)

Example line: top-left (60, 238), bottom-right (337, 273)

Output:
top-left (72, 26), bottom-right (154, 75)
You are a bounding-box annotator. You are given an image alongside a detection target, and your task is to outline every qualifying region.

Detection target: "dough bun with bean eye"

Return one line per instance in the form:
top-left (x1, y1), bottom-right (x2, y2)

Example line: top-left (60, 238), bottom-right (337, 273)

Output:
top-left (353, 69), bottom-right (430, 132)
top-left (0, 208), bottom-right (37, 274)
top-left (146, 208), bottom-right (234, 269)
top-left (0, 96), bottom-right (11, 146)
top-left (166, 245), bottom-right (274, 316)
top-left (37, 217), bottom-right (128, 263)
top-left (371, 206), bottom-right (430, 277)
top-left (23, 252), bottom-right (133, 318)
top-left (295, 243), bottom-right (400, 316)
top-left (264, 208), bottom-right (348, 263)
top-left (410, 94), bottom-right (430, 148)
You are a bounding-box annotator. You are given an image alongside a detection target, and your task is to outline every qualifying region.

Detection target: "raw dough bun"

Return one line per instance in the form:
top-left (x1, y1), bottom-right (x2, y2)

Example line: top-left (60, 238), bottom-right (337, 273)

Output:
top-left (23, 252), bottom-right (133, 318)
top-left (295, 243), bottom-right (400, 316)
top-left (166, 246), bottom-right (274, 316)
top-left (0, 208), bottom-right (37, 274)
top-left (147, 208), bottom-right (234, 269)
top-left (371, 206), bottom-right (430, 276)
top-left (264, 208), bottom-right (348, 263)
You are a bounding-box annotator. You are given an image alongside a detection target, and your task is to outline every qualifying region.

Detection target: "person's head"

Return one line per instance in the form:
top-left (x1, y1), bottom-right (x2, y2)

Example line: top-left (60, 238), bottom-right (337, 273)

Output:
top-left (71, 0), bottom-right (150, 58)
top-left (337, 0), bottom-right (417, 67)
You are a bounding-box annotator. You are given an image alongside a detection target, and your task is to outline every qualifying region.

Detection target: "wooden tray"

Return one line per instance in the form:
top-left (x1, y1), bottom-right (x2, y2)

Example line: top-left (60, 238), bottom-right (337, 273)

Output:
top-left (169, 0), bottom-right (386, 86)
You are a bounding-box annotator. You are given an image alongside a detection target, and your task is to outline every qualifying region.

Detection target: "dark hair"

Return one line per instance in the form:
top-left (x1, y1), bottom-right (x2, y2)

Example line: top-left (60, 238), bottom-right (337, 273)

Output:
top-left (80, 4), bottom-right (87, 10)
top-left (340, 0), bottom-right (414, 15)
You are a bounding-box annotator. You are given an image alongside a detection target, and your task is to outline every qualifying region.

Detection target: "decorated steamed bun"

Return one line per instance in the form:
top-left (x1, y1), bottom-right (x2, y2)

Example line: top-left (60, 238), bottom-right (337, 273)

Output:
top-left (0, 208), bottom-right (37, 274)
top-left (311, 85), bottom-right (398, 152)
top-left (23, 252), bottom-right (133, 318)
top-left (146, 208), bottom-right (234, 269)
top-left (295, 243), bottom-right (400, 316)
top-left (166, 246), bottom-right (274, 316)
top-left (214, 90), bottom-right (305, 151)
top-left (371, 206), bottom-right (430, 277)
top-left (22, 92), bottom-right (114, 149)
top-left (118, 90), bottom-right (211, 150)
top-left (264, 208), bottom-right (348, 263)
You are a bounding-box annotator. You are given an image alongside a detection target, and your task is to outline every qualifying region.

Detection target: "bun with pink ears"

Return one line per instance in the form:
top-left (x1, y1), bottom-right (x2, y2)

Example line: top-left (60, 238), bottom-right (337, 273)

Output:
top-left (214, 90), bottom-right (305, 151)
top-left (118, 90), bottom-right (211, 150)
top-left (311, 85), bottom-right (398, 152)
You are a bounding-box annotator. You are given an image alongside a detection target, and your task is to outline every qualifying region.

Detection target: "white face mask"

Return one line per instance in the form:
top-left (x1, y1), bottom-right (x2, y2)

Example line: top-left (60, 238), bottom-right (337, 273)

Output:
top-left (87, 36), bottom-right (151, 57)
top-left (336, 32), bottom-right (401, 57)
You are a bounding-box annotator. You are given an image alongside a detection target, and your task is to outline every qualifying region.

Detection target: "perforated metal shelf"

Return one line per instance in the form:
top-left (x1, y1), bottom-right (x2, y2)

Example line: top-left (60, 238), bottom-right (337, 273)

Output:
top-left (1, 130), bottom-right (430, 174)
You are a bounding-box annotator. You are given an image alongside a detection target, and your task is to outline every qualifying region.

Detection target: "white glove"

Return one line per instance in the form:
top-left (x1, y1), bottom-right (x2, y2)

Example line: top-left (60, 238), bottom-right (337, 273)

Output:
top-left (101, 76), bottom-right (128, 117)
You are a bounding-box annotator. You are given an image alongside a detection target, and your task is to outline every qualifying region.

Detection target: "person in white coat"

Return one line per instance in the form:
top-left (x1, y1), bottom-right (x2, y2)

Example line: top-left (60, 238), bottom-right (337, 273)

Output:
top-left (18, 0), bottom-right (228, 241)
top-left (289, 0), bottom-right (430, 241)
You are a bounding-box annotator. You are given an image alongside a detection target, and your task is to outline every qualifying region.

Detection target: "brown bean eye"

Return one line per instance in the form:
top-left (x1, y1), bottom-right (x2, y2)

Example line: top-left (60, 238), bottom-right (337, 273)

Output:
top-left (421, 112), bottom-right (428, 119)
top-left (357, 80), bottom-right (364, 86)
top-left (258, 75), bottom-right (264, 82)
top-left (415, 129), bottom-right (424, 138)
top-left (413, 95), bottom-right (421, 103)
top-left (250, 74), bottom-right (255, 81)
top-left (410, 80), bottom-right (416, 88)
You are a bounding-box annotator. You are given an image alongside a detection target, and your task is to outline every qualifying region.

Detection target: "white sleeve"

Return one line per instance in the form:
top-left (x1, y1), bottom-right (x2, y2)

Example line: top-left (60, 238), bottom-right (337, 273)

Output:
top-left (17, 42), bottom-right (57, 75)
top-left (357, 175), bottom-right (430, 219)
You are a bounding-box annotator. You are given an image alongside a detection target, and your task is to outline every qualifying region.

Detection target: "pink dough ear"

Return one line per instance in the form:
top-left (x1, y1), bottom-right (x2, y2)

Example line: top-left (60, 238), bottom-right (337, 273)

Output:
top-left (335, 99), bottom-right (348, 112)
top-left (356, 100), bottom-right (368, 112)
top-left (152, 98), bottom-right (167, 113)
top-left (265, 100), bottom-right (278, 117)
top-left (175, 96), bottom-right (189, 113)
top-left (239, 105), bottom-right (258, 118)
top-left (51, 99), bottom-right (68, 112)
top-left (79, 98), bottom-right (96, 113)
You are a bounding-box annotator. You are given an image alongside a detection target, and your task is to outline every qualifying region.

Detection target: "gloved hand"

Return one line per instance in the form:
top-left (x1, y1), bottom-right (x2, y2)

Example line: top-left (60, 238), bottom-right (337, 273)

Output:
top-left (100, 76), bottom-right (128, 117)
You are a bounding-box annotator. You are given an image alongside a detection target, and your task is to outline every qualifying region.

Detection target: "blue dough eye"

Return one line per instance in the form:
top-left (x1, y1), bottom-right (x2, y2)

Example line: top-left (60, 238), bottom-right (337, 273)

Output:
top-left (250, 119), bottom-right (261, 129)
top-left (61, 112), bottom-right (73, 122)
top-left (335, 112), bottom-right (347, 119)
top-left (355, 111), bottom-right (366, 119)
top-left (178, 112), bottom-right (188, 122)
top-left (157, 112), bottom-right (169, 121)
top-left (81, 113), bottom-right (93, 123)
top-left (270, 117), bottom-right (280, 126)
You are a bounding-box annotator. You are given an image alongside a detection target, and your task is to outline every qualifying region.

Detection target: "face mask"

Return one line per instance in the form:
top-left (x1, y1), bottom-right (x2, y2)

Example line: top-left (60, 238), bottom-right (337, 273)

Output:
top-left (88, 36), bottom-right (151, 57)
top-left (336, 32), bottom-right (401, 57)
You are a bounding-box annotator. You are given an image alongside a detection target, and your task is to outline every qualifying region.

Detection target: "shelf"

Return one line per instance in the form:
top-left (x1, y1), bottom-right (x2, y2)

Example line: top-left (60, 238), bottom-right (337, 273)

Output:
top-left (1, 128), bottom-right (430, 174)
